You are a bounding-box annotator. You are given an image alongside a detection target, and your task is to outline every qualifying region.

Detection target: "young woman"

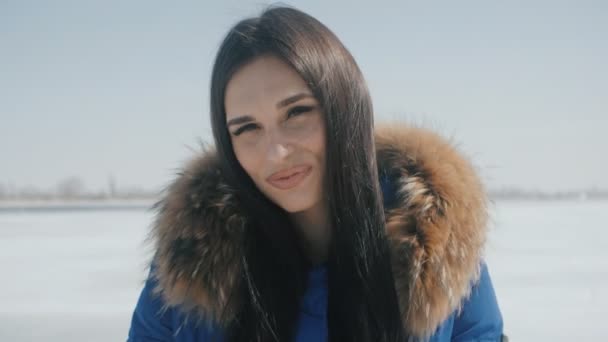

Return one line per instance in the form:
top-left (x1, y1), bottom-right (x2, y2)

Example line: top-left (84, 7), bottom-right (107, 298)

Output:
top-left (128, 6), bottom-right (505, 342)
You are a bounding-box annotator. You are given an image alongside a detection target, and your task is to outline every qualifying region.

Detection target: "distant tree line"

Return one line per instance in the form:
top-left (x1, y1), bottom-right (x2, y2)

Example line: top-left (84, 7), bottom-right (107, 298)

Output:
top-left (0, 176), bottom-right (158, 201)
top-left (2, 177), bottom-right (608, 202)
top-left (488, 187), bottom-right (608, 201)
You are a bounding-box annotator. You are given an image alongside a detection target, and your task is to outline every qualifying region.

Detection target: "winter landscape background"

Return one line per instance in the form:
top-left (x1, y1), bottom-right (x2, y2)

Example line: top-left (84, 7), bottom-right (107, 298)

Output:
top-left (1, 200), bottom-right (607, 341)
top-left (2, 1), bottom-right (606, 341)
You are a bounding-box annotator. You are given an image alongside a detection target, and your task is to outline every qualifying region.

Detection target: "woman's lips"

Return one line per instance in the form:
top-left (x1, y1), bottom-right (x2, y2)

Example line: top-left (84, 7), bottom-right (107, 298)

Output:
top-left (266, 165), bottom-right (312, 190)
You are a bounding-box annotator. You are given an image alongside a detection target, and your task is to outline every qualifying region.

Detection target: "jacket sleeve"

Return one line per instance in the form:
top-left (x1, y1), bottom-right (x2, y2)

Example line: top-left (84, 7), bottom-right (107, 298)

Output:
top-left (127, 267), bottom-right (174, 342)
top-left (451, 262), bottom-right (505, 342)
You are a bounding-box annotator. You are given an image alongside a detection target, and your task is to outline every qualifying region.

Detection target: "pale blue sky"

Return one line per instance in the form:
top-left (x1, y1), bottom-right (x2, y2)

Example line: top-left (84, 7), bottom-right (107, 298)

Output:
top-left (1, 0), bottom-right (606, 193)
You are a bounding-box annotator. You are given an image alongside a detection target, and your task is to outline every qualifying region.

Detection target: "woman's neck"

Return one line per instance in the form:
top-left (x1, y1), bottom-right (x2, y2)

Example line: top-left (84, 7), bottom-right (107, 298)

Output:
top-left (290, 199), bottom-right (331, 265)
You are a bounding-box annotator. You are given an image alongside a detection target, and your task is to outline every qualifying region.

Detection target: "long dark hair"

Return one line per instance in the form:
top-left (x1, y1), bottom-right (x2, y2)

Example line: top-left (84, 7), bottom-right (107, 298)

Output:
top-left (210, 5), bottom-right (407, 342)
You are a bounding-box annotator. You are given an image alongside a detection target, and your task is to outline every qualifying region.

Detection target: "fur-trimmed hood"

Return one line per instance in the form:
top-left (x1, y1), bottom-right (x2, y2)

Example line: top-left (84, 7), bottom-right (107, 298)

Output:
top-left (148, 123), bottom-right (488, 339)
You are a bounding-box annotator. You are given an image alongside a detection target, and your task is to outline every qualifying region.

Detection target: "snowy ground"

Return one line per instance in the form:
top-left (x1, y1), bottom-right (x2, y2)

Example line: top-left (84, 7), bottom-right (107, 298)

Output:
top-left (484, 201), bottom-right (608, 341)
top-left (0, 201), bottom-right (606, 341)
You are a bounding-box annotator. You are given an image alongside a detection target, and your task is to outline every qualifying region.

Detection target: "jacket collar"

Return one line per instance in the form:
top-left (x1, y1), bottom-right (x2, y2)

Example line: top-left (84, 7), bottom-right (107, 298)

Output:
top-left (149, 123), bottom-right (488, 338)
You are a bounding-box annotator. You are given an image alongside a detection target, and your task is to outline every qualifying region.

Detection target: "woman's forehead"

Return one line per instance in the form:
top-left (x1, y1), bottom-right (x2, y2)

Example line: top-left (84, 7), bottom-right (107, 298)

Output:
top-left (225, 56), bottom-right (311, 115)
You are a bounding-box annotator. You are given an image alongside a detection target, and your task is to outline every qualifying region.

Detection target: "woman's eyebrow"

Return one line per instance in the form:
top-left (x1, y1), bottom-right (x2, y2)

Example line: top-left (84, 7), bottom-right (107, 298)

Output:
top-left (276, 93), bottom-right (314, 108)
top-left (227, 115), bottom-right (255, 127)
top-left (227, 93), bottom-right (313, 126)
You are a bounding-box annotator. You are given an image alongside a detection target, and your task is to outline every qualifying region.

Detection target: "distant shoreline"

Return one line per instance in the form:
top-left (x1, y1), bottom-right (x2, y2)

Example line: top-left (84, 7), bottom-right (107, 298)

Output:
top-left (1, 195), bottom-right (607, 213)
top-left (0, 199), bottom-right (156, 212)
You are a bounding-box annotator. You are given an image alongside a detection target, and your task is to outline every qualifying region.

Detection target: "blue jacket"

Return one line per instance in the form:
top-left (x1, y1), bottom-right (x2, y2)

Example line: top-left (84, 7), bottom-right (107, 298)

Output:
top-left (129, 262), bottom-right (502, 341)
top-left (128, 124), bottom-right (504, 341)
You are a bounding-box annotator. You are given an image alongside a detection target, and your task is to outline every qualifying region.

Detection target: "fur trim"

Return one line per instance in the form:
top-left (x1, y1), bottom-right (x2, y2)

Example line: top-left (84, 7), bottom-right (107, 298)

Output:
top-left (149, 122), bottom-right (488, 338)
top-left (375, 124), bottom-right (487, 338)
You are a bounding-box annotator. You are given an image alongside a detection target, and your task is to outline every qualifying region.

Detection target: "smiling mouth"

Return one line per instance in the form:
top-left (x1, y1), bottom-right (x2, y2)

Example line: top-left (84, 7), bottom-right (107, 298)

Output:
top-left (266, 165), bottom-right (312, 190)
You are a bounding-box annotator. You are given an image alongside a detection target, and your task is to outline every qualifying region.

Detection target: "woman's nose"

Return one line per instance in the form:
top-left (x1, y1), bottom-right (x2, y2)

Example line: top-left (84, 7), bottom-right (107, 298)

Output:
top-left (266, 130), bottom-right (292, 162)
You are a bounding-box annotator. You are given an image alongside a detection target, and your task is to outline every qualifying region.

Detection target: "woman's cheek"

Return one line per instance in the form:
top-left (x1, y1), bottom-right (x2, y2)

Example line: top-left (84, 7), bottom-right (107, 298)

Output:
top-left (234, 145), bottom-right (260, 180)
top-left (288, 115), bottom-right (323, 141)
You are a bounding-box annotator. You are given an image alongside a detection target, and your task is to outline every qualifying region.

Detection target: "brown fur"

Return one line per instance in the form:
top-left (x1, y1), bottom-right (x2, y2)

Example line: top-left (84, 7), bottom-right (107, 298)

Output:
top-left (148, 122), bottom-right (488, 338)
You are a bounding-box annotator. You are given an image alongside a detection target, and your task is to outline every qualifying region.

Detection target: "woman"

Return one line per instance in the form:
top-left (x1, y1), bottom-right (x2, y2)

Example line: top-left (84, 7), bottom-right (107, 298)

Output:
top-left (128, 5), bottom-right (505, 342)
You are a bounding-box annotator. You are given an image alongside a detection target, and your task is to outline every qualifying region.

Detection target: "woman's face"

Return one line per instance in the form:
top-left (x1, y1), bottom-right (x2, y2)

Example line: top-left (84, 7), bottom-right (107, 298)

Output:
top-left (224, 55), bottom-right (326, 213)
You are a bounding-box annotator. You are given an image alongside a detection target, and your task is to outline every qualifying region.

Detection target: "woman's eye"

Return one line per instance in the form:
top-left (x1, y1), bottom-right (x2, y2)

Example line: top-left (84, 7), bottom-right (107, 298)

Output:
top-left (232, 123), bottom-right (259, 136)
top-left (287, 105), bottom-right (313, 119)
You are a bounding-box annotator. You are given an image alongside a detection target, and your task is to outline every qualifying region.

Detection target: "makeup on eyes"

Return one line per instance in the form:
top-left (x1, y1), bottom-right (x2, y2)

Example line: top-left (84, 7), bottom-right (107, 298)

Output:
top-left (229, 104), bottom-right (318, 136)
top-left (287, 105), bottom-right (314, 118)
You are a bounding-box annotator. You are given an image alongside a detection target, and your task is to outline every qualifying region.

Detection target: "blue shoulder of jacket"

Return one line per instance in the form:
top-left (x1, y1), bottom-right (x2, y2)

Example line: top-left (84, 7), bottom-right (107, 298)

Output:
top-left (450, 262), bottom-right (504, 341)
top-left (429, 263), bottom-right (504, 342)
top-left (128, 267), bottom-right (174, 341)
top-left (127, 266), bottom-right (224, 342)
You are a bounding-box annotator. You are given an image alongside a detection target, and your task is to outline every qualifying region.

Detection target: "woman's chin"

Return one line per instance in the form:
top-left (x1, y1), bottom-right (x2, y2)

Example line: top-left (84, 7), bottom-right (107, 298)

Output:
top-left (280, 202), bottom-right (312, 214)
top-left (274, 197), bottom-right (318, 214)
